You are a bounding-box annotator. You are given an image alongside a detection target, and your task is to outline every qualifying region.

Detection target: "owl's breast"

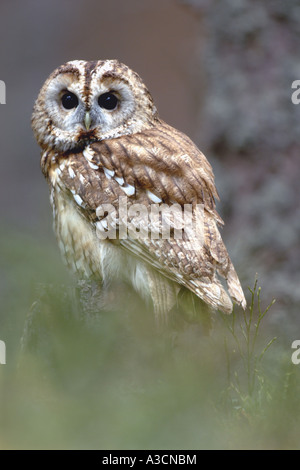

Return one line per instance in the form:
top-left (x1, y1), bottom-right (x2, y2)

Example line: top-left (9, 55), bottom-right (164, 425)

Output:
top-left (48, 172), bottom-right (151, 302)
top-left (50, 184), bottom-right (104, 279)
top-left (40, 148), bottom-right (122, 281)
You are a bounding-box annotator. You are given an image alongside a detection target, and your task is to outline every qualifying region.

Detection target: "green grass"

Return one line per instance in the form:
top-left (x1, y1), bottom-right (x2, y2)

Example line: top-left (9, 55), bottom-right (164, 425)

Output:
top-left (0, 226), bottom-right (299, 449)
top-left (220, 279), bottom-right (277, 413)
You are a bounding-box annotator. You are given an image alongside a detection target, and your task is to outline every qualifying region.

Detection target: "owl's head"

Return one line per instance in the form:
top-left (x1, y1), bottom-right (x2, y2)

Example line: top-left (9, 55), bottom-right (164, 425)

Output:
top-left (32, 60), bottom-right (159, 152)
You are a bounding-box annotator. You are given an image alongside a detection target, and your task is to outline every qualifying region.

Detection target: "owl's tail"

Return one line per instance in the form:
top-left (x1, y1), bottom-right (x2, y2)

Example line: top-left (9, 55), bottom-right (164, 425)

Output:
top-left (226, 261), bottom-right (247, 310)
top-left (146, 267), bottom-right (246, 329)
top-left (185, 277), bottom-right (233, 314)
top-left (184, 261), bottom-right (247, 315)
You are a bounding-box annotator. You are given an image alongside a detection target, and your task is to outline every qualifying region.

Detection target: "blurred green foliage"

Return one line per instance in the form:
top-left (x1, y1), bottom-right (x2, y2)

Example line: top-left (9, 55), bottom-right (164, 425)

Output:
top-left (0, 227), bottom-right (300, 450)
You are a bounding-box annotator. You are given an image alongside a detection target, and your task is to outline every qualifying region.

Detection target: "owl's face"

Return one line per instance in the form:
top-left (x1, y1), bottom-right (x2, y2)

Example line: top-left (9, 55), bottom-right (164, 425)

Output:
top-left (32, 60), bottom-right (158, 152)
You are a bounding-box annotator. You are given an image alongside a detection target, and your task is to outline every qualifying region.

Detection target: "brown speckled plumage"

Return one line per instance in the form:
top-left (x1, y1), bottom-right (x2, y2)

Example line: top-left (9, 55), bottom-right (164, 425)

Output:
top-left (32, 59), bottom-right (246, 320)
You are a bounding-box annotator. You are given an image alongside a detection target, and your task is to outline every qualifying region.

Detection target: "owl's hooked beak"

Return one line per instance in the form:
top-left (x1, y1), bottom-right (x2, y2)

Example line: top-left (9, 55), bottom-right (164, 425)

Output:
top-left (84, 112), bottom-right (92, 131)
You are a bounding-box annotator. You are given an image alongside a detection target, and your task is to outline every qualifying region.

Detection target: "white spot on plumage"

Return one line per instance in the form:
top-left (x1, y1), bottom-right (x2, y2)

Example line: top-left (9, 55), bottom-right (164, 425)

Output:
top-left (68, 167), bottom-right (75, 179)
top-left (120, 183), bottom-right (135, 196)
top-left (59, 161), bottom-right (66, 171)
top-left (147, 190), bottom-right (162, 203)
top-left (115, 176), bottom-right (124, 186)
top-left (83, 146), bottom-right (95, 161)
top-left (73, 194), bottom-right (84, 207)
top-left (100, 219), bottom-right (108, 229)
top-left (88, 161), bottom-right (99, 170)
top-left (103, 167), bottom-right (115, 179)
top-left (79, 174), bottom-right (85, 184)
top-left (206, 284), bottom-right (221, 298)
top-left (96, 219), bottom-right (108, 232)
top-left (181, 154), bottom-right (192, 164)
top-left (83, 147), bottom-right (98, 169)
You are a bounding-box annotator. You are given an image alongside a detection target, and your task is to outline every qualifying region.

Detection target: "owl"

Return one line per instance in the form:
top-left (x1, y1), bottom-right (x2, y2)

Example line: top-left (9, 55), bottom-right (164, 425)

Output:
top-left (31, 59), bottom-right (246, 324)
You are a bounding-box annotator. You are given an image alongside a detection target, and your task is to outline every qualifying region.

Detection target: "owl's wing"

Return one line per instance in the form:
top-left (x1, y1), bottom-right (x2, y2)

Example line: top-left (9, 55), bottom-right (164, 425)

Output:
top-left (55, 120), bottom-right (246, 313)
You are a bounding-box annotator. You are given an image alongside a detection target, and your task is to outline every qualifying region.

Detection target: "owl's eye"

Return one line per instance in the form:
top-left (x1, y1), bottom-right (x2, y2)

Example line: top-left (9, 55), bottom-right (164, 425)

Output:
top-left (98, 92), bottom-right (118, 110)
top-left (61, 92), bottom-right (79, 110)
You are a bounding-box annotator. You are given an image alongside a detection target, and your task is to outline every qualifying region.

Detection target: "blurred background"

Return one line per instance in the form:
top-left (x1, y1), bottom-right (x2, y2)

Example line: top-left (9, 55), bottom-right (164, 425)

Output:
top-left (0, 0), bottom-right (299, 450)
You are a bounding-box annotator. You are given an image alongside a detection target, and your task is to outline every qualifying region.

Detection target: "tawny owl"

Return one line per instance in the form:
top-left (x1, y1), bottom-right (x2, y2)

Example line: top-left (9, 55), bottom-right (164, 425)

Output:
top-left (31, 60), bottom-right (246, 323)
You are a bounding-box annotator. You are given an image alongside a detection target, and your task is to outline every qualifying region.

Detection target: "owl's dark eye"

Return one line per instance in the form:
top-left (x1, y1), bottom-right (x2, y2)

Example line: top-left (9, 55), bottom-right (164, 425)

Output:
top-left (98, 92), bottom-right (118, 110)
top-left (61, 92), bottom-right (79, 110)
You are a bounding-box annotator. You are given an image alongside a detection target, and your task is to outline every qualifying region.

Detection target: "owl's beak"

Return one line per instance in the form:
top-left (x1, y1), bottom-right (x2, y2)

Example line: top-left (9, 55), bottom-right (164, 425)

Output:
top-left (84, 112), bottom-right (92, 131)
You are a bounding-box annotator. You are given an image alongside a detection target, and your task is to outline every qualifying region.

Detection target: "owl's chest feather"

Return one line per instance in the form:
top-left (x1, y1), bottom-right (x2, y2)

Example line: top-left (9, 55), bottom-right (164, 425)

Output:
top-left (48, 167), bottom-right (152, 304)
